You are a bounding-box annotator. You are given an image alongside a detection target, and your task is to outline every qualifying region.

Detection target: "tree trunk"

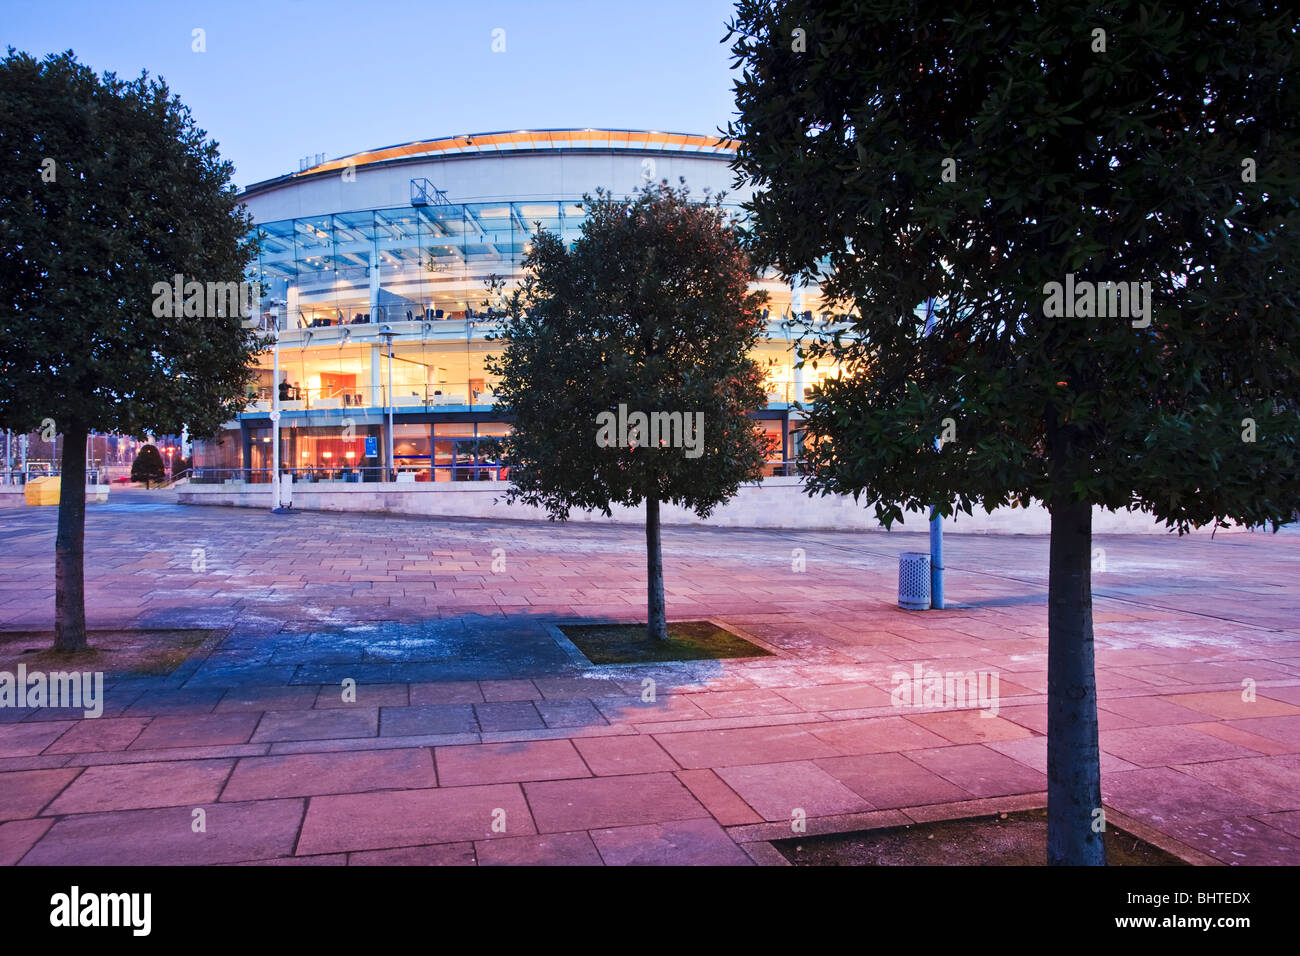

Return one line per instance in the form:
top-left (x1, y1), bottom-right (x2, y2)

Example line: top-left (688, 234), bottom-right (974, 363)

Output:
top-left (645, 496), bottom-right (668, 641)
top-left (55, 422), bottom-right (89, 653)
top-left (1046, 498), bottom-right (1105, 865)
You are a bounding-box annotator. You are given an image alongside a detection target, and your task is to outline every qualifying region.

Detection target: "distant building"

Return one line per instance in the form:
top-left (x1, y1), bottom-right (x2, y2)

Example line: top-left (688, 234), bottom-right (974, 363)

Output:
top-left (192, 129), bottom-right (829, 484)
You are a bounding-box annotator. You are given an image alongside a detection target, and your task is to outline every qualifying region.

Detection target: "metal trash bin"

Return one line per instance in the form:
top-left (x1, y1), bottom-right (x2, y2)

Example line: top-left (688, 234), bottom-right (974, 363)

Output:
top-left (899, 552), bottom-right (931, 610)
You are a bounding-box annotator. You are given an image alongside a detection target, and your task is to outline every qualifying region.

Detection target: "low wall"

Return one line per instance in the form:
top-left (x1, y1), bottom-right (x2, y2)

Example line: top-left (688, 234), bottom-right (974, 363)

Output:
top-left (174, 476), bottom-right (1257, 534)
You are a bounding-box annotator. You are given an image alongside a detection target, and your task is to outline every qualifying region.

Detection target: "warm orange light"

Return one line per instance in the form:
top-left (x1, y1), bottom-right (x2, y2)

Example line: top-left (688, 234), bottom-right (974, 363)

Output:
top-left (301, 452), bottom-right (310, 459)
top-left (345, 451), bottom-right (355, 459)
top-left (322, 452), bottom-right (332, 459)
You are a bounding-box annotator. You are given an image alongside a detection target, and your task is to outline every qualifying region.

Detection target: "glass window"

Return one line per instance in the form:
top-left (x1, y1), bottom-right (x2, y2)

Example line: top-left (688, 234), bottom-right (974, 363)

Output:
top-left (434, 422), bottom-right (475, 436)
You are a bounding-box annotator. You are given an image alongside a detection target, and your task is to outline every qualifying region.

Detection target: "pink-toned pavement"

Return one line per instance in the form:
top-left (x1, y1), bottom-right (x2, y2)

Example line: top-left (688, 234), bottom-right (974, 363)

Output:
top-left (1, 495), bottom-right (1297, 865)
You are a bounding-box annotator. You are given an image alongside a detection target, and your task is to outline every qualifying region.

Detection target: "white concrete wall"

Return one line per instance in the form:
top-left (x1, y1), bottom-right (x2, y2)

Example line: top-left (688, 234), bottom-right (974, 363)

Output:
top-left (243, 150), bottom-right (743, 222)
top-left (174, 476), bottom-right (1255, 534)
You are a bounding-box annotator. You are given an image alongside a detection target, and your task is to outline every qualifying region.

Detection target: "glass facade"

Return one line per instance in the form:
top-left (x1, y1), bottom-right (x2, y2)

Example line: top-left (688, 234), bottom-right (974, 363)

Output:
top-left (193, 143), bottom-right (835, 483)
top-left (250, 200), bottom-right (813, 334)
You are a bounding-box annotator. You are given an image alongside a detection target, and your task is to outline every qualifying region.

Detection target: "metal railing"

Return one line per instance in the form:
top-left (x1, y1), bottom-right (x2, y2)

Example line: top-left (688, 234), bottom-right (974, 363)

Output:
top-left (156, 468), bottom-right (193, 489)
top-left (761, 460), bottom-right (804, 478)
top-left (187, 464), bottom-right (510, 485)
top-left (763, 382), bottom-right (822, 405)
top-left (187, 462), bottom-right (800, 486)
top-left (189, 468), bottom-right (272, 485)
top-left (252, 308), bottom-right (502, 334)
top-left (0, 467), bottom-right (107, 486)
top-left (243, 382), bottom-right (499, 414)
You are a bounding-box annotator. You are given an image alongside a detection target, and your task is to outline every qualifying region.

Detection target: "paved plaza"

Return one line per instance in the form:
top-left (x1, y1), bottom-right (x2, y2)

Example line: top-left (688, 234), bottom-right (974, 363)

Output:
top-left (1, 493), bottom-right (1298, 865)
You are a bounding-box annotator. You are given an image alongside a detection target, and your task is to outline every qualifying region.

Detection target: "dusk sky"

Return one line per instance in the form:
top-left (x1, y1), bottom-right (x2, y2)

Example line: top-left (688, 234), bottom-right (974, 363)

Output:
top-left (2, 0), bottom-right (743, 188)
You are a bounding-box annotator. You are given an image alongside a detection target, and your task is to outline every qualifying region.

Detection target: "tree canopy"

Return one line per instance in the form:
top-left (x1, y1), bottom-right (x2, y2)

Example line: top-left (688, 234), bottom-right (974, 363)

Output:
top-left (725, 0), bottom-right (1298, 865)
top-left (486, 180), bottom-right (773, 638)
top-left (726, 1), bottom-right (1299, 531)
top-left (130, 443), bottom-right (166, 486)
top-left (486, 180), bottom-right (773, 521)
top-left (0, 48), bottom-right (265, 443)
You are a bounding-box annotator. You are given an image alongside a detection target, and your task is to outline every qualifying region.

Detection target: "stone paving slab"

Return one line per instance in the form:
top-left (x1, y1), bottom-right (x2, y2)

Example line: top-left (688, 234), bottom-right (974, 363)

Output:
top-left (435, 739), bottom-right (590, 787)
top-left (221, 748), bottom-right (438, 801)
top-left (296, 784), bottom-right (533, 855)
top-left (474, 831), bottom-right (604, 866)
top-left (44, 759), bottom-right (233, 815)
top-left (590, 817), bottom-right (753, 866)
top-left (716, 761), bottom-right (872, 821)
top-left (0, 500), bottom-right (1297, 864)
top-left (19, 799), bottom-right (306, 866)
top-left (0, 769), bottom-right (82, 822)
top-left (523, 772), bottom-right (707, 833)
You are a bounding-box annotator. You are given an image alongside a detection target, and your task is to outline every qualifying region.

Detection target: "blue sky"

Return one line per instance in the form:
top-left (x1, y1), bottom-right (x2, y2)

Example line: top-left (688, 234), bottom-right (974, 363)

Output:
top-left (2, 0), bottom-right (743, 188)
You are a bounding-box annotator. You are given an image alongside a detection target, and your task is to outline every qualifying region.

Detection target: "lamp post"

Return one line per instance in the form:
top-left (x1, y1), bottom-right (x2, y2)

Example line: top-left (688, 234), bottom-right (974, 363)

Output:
top-left (922, 298), bottom-right (944, 609)
top-left (270, 314), bottom-right (287, 512)
top-left (378, 326), bottom-right (396, 481)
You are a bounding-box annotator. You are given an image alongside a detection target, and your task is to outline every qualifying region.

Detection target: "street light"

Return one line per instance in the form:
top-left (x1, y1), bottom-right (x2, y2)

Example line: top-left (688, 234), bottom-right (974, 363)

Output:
top-left (270, 309), bottom-right (290, 513)
top-left (378, 326), bottom-right (396, 481)
top-left (922, 298), bottom-right (944, 609)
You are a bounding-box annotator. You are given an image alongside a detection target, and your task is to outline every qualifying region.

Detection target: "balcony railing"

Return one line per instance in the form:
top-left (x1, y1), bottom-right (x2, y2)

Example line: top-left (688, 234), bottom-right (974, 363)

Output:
top-left (762, 381), bottom-right (820, 406)
top-left (243, 382), bottom-right (498, 414)
top-left (190, 461), bottom-right (802, 487)
top-left (247, 380), bottom-right (818, 414)
top-left (253, 306), bottom-right (502, 333)
top-left (187, 465), bottom-right (510, 485)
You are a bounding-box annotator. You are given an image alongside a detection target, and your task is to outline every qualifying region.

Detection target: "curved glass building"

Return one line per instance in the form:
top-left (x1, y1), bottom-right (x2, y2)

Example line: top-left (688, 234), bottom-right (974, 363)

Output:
top-left (195, 129), bottom-right (829, 484)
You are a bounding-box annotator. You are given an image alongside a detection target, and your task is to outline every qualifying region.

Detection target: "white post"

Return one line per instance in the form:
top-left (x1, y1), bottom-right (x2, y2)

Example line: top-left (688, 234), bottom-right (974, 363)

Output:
top-left (922, 298), bottom-right (944, 609)
top-left (793, 343), bottom-right (805, 404)
top-left (385, 335), bottom-right (395, 481)
top-left (369, 257), bottom-right (381, 319)
top-left (271, 320), bottom-right (282, 510)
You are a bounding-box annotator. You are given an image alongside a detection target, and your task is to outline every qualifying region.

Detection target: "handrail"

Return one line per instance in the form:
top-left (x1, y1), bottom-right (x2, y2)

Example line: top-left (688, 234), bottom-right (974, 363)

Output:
top-left (0, 467), bottom-right (109, 486)
top-left (155, 468), bottom-right (193, 490)
top-left (185, 465), bottom-right (511, 485)
top-left (243, 381), bottom-right (499, 413)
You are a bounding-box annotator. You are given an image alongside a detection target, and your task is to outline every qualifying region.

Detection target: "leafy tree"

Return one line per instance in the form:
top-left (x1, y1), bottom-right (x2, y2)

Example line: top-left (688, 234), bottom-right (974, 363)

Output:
top-left (0, 50), bottom-right (264, 651)
top-left (726, 0), bottom-right (1299, 864)
top-left (130, 444), bottom-right (166, 488)
top-left (486, 181), bottom-right (773, 640)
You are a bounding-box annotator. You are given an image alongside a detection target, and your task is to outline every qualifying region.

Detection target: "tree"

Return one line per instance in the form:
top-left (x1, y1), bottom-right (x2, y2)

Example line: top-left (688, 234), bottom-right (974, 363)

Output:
top-left (725, 1), bottom-right (1299, 864)
top-left (130, 444), bottom-right (166, 488)
top-left (0, 50), bottom-right (264, 651)
top-left (486, 181), bottom-right (772, 640)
